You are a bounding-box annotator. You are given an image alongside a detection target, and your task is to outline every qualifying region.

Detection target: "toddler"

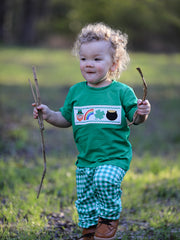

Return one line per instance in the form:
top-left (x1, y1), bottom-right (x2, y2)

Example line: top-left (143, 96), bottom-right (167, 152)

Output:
top-left (33, 23), bottom-right (151, 240)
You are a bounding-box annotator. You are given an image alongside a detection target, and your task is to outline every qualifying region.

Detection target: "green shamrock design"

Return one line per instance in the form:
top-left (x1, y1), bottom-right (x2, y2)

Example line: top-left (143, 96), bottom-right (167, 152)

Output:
top-left (95, 110), bottom-right (105, 120)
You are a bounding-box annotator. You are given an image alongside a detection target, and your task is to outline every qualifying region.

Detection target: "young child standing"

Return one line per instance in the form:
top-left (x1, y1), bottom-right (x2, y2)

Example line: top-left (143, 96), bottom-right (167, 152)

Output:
top-left (33, 23), bottom-right (151, 240)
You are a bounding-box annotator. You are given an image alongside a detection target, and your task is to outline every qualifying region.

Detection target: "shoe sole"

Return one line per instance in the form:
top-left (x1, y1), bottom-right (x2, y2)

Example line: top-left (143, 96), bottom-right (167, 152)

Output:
top-left (94, 234), bottom-right (116, 240)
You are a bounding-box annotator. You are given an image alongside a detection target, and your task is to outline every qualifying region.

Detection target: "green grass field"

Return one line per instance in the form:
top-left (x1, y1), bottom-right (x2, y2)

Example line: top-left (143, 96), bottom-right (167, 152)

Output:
top-left (0, 47), bottom-right (180, 239)
top-left (0, 46), bottom-right (179, 86)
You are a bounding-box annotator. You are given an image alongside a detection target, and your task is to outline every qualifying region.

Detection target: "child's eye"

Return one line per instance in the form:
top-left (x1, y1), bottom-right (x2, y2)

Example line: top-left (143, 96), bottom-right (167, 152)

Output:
top-left (80, 57), bottom-right (86, 61)
top-left (94, 58), bottom-right (101, 61)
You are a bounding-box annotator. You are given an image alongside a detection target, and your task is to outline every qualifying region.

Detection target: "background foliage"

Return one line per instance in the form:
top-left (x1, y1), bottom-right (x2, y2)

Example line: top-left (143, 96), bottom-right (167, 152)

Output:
top-left (0, 0), bottom-right (180, 51)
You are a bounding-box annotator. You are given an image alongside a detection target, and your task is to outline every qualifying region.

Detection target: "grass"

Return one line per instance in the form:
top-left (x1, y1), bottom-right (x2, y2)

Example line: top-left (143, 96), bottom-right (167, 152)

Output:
top-left (0, 46), bottom-right (180, 239)
top-left (0, 46), bottom-right (179, 86)
top-left (0, 155), bottom-right (179, 239)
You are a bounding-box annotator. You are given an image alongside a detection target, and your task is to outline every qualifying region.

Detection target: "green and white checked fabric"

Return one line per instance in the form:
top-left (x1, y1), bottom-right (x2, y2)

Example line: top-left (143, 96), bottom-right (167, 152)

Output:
top-left (75, 165), bottom-right (126, 228)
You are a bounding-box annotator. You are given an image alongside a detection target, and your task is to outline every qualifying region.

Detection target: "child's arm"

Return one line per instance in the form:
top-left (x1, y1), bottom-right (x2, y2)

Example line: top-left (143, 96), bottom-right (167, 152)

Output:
top-left (133, 99), bottom-right (151, 125)
top-left (32, 103), bottom-right (71, 128)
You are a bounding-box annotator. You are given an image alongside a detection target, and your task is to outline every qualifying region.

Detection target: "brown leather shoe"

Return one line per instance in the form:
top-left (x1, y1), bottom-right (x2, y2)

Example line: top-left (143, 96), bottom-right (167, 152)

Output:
top-left (94, 218), bottom-right (119, 240)
top-left (79, 225), bottom-right (97, 240)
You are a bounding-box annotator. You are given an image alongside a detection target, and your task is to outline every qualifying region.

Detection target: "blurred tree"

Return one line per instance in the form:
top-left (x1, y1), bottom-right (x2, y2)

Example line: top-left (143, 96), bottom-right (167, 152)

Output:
top-left (0, 0), bottom-right (179, 51)
top-left (20, 0), bottom-right (37, 44)
top-left (0, 0), bottom-right (50, 45)
top-left (19, 0), bottom-right (50, 44)
top-left (0, 0), bottom-right (6, 42)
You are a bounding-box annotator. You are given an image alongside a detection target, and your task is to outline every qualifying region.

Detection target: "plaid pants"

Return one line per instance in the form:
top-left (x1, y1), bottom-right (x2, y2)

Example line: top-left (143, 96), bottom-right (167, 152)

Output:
top-left (75, 165), bottom-right (126, 228)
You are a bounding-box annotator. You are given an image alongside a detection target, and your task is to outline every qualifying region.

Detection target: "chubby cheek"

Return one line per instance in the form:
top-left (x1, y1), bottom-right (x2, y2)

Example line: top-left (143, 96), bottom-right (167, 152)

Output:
top-left (94, 63), bottom-right (102, 71)
top-left (80, 65), bottom-right (86, 79)
top-left (80, 63), bottom-right (85, 73)
top-left (97, 64), bottom-right (108, 75)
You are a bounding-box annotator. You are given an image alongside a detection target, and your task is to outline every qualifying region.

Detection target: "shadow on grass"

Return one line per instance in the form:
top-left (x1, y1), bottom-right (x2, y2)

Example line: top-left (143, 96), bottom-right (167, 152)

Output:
top-left (1, 221), bottom-right (179, 240)
top-left (0, 83), bottom-right (179, 159)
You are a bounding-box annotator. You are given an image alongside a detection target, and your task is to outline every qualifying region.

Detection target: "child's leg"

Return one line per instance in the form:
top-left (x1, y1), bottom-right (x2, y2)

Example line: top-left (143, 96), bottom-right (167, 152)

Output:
top-left (75, 167), bottom-right (99, 229)
top-left (94, 165), bottom-right (126, 219)
top-left (94, 165), bottom-right (126, 239)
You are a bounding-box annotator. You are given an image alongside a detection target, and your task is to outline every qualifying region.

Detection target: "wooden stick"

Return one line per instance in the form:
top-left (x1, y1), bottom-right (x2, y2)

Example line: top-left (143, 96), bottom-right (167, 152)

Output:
top-left (29, 67), bottom-right (47, 199)
top-left (28, 78), bottom-right (37, 104)
top-left (37, 130), bottom-right (47, 199)
top-left (136, 67), bottom-right (147, 102)
top-left (128, 67), bottom-right (148, 126)
top-left (32, 66), bottom-right (44, 131)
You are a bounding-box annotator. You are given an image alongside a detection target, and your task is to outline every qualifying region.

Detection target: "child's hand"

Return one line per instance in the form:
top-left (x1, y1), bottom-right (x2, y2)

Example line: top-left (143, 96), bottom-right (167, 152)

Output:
top-left (137, 99), bottom-right (151, 116)
top-left (32, 103), bottom-right (51, 121)
top-left (131, 99), bottom-right (151, 125)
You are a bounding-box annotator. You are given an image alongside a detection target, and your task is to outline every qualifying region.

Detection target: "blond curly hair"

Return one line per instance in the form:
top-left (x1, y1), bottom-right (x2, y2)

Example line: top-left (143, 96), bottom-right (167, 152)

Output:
top-left (73, 23), bottom-right (130, 80)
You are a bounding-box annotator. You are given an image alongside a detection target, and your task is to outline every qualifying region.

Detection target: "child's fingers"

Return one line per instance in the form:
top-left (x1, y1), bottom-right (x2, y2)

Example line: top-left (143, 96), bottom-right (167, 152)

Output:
top-left (35, 104), bottom-right (44, 111)
top-left (32, 103), bottom-right (40, 119)
top-left (32, 104), bottom-right (48, 120)
top-left (137, 99), bottom-right (151, 115)
top-left (32, 103), bottom-right (44, 109)
top-left (142, 100), bottom-right (149, 105)
top-left (33, 108), bottom-right (38, 118)
top-left (138, 99), bottom-right (149, 106)
top-left (137, 99), bottom-right (143, 105)
top-left (33, 112), bottom-right (38, 119)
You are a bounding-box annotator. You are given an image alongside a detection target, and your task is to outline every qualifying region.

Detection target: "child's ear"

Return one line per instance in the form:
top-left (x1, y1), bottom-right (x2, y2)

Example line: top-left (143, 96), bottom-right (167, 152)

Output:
top-left (110, 61), bottom-right (118, 72)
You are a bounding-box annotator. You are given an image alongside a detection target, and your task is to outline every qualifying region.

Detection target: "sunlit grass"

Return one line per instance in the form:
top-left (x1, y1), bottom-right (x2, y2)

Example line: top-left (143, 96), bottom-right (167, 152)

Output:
top-left (0, 157), bottom-right (77, 239)
top-left (126, 53), bottom-right (180, 86)
top-left (0, 47), bottom-right (81, 86)
top-left (0, 46), bottom-right (179, 86)
top-left (0, 155), bottom-right (180, 239)
top-left (0, 155), bottom-right (179, 239)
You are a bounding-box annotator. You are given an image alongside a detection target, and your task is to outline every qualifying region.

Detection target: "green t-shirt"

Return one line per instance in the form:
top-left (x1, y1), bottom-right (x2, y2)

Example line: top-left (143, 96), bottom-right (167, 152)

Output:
top-left (60, 80), bottom-right (138, 171)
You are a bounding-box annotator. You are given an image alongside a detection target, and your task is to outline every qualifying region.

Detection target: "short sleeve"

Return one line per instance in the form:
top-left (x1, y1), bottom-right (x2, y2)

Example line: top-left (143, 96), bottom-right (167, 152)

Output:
top-left (59, 88), bottom-right (73, 124)
top-left (122, 86), bottom-right (138, 122)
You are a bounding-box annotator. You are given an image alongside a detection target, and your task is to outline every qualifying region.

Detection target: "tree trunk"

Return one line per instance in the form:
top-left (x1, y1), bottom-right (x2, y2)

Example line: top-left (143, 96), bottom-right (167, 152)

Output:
top-left (20, 0), bottom-right (37, 44)
top-left (0, 0), bottom-right (6, 42)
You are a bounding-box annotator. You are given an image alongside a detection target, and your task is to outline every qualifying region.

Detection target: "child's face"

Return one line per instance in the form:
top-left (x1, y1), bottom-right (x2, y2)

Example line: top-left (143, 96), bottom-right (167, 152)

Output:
top-left (79, 40), bottom-right (115, 88)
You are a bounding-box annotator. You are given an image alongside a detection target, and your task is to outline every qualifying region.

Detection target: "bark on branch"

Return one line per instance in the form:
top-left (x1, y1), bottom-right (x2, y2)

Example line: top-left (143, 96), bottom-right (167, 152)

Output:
top-left (29, 66), bottom-right (46, 199)
top-left (128, 67), bottom-right (148, 126)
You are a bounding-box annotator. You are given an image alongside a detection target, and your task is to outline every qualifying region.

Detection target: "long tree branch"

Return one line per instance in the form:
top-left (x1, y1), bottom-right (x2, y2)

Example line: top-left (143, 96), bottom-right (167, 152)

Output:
top-left (128, 67), bottom-right (148, 126)
top-left (29, 67), bottom-right (47, 198)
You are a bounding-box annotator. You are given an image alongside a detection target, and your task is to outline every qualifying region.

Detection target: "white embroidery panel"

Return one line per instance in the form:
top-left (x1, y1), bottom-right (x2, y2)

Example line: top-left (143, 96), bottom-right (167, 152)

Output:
top-left (74, 105), bottom-right (121, 125)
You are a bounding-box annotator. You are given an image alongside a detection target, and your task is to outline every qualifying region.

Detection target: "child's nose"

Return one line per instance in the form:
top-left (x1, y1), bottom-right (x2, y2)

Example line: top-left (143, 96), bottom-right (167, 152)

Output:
top-left (86, 60), bottom-right (94, 67)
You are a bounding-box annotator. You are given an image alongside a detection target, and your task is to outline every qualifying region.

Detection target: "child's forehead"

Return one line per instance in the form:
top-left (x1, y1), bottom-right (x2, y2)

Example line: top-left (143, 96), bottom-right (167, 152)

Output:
top-left (79, 40), bottom-right (112, 53)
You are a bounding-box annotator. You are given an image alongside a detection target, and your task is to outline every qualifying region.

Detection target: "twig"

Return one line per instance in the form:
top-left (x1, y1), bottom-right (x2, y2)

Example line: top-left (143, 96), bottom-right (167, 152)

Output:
top-left (136, 67), bottom-right (147, 102)
top-left (28, 78), bottom-right (37, 104)
top-left (128, 67), bottom-right (148, 126)
top-left (29, 66), bottom-right (47, 198)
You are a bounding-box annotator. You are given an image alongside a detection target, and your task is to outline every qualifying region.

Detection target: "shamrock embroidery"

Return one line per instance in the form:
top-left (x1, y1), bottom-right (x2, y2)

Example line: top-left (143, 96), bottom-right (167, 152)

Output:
top-left (95, 110), bottom-right (105, 120)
